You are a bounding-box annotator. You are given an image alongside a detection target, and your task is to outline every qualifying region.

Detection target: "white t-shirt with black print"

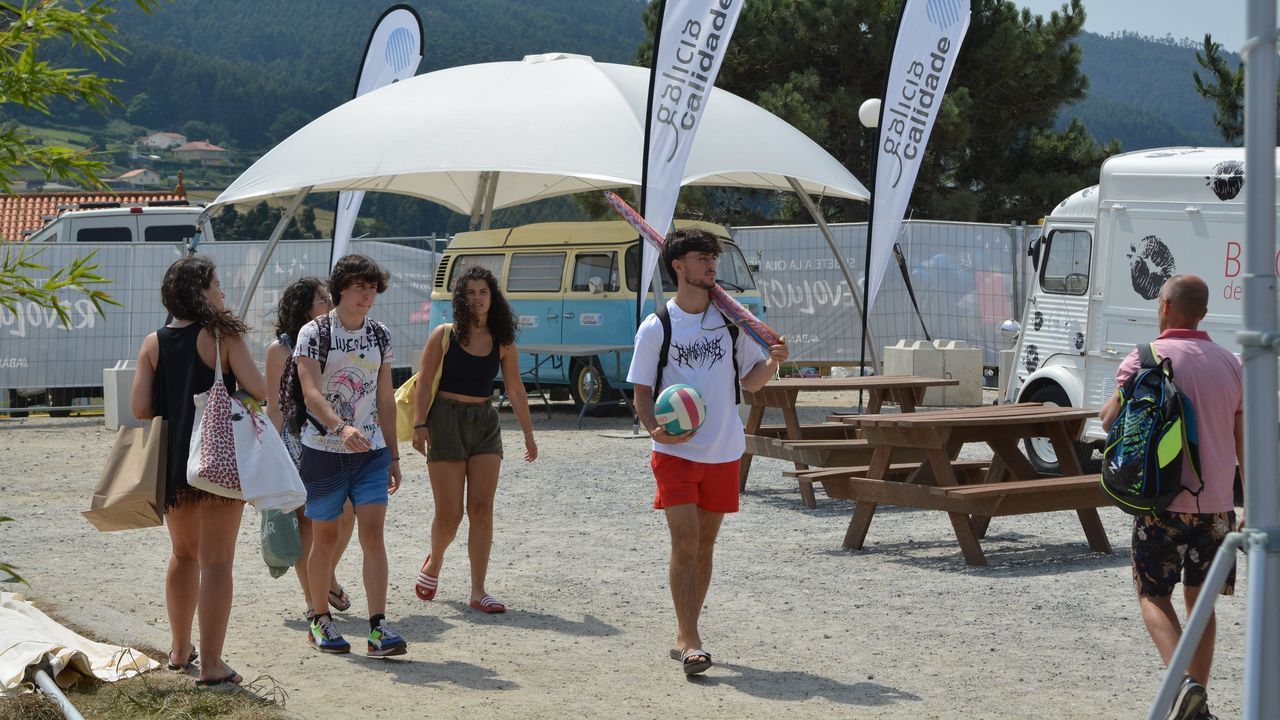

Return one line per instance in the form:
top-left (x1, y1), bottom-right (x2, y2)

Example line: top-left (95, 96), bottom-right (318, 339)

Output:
top-left (627, 299), bottom-right (766, 464)
top-left (293, 310), bottom-right (395, 453)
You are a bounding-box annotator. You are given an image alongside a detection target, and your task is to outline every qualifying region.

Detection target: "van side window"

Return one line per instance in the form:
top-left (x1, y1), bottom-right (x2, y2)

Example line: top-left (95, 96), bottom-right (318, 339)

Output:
top-left (448, 254), bottom-right (505, 290)
top-left (76, 227), bottom-right (131, 242)
top-left (144, 225), bottom-right (198, 243)
top-left (1039, 229), bottom-right (1090, 295)
top-left (571, 253), bottom-right (618, 293)
top-left (624, 245), bottom-right (676, 293)
top-left (507, 252), bottom-right (566, 292)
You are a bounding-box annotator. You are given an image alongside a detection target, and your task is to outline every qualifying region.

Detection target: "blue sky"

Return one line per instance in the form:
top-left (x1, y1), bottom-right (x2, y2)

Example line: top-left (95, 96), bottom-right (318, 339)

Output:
top-left (1018, 1), bottom-right (1249, 50)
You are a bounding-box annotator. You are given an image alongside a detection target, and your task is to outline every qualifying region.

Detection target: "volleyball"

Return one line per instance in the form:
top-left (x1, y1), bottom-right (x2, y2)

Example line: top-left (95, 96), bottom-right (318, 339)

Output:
top-left (653, 384), bottom-right (706, 435)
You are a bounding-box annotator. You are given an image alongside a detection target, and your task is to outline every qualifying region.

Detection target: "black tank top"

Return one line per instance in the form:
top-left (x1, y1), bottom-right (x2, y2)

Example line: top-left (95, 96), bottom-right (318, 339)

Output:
top-left (437, 330), bottom-right (500, 397)
top-left (152, 323), bottom-right (236, 509)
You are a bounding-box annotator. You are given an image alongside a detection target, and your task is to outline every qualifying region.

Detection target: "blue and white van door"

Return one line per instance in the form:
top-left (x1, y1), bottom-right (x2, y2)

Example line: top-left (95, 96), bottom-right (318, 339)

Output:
top-left (563, 249), bottom-right (630, 406)
top-left (507, 251), bottom-right (567, 383)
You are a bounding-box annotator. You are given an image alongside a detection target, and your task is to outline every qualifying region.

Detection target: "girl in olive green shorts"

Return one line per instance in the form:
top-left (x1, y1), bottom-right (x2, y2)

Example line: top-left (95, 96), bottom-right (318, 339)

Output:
top-left (410, 266), bottom-right (537, 613)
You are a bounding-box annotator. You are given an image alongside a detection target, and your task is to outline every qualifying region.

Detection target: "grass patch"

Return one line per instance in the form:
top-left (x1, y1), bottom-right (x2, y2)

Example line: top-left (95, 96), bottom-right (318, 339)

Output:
top-left (21, 125), bottom-right (93, 147)
top-left (0, 670), bottom-right (293, 720)
top-left (0, 604), bottom-right (292, 720)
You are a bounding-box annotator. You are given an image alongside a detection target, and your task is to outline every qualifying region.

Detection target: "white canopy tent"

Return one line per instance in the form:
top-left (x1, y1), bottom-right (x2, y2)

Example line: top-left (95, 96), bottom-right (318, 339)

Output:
top-left (206, 53), bottom-right (880, 365)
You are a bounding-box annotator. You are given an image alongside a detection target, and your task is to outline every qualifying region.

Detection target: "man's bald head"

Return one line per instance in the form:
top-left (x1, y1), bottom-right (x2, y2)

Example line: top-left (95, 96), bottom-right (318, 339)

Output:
top-left (1159, 275), bottom-right (1209, 328)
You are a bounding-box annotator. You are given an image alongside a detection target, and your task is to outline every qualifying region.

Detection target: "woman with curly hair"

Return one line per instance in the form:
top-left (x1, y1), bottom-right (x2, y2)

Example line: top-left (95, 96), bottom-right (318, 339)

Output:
top-left (129, 255), bottom-right (266, 688)
top-left (264, 277), bottom-right (356, 622)
top-left (411, 265), bottom-right (537, 613)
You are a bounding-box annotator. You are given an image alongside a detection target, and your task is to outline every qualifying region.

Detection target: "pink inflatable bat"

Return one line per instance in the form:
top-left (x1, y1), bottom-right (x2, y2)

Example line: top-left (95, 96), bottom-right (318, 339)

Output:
top-left (604, 191), bottom-right (781, 350)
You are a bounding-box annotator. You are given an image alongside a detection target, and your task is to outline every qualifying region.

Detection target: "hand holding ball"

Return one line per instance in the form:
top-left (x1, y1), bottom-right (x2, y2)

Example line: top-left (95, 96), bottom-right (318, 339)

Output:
top-left (653, 384), bottom-right (706, 435)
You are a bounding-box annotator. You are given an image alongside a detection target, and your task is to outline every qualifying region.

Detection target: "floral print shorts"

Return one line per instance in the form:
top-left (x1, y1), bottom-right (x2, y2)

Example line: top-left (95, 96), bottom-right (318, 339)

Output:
top-left (1131, 511), bottom-right (1236, 598)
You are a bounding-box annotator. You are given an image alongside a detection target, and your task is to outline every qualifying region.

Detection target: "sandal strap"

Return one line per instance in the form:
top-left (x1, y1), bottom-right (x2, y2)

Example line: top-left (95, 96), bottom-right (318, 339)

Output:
top-left (478, 595), bottom-right (504, 607)
top-left (681, 648), bottom-right (710, 662)
top-left (415, 572), bottom-right (438, 588)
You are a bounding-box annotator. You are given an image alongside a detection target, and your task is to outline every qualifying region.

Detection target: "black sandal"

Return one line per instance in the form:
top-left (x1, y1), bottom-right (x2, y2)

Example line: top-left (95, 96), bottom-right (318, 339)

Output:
top-left (195, 667), bottom-right (242, 689)
top-left (328, 586), bottom-right (351, 611)
top-left (166, 648), bottom-right (197, 671)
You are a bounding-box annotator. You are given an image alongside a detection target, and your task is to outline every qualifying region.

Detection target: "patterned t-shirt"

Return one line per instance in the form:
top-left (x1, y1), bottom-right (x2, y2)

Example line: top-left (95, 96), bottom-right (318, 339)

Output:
top-left (293, 310), bottom-right (394, 453)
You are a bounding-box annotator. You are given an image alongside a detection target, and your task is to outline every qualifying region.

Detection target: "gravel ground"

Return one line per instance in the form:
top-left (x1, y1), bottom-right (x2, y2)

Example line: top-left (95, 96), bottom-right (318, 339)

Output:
top-left (0, 394), bottom-right (1248, 719)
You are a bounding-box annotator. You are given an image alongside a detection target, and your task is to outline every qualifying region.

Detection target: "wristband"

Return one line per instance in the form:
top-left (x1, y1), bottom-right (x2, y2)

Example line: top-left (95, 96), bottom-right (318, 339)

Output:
top-left (391, 456), bottom-right (400, 462)
top-left (413, 423), bottom-right (429, 430)
top-left (331, 420), bottom-right (349, 435)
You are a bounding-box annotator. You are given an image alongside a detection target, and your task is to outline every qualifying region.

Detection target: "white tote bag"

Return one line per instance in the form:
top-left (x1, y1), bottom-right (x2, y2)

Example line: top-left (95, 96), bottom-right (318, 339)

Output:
top-left (187, 334), bottom-right (307, 511)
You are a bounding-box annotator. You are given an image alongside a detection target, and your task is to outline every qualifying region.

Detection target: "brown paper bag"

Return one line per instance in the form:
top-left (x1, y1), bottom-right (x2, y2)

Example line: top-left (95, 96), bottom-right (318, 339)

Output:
top-left (83, 417), bottom-right (167, 531)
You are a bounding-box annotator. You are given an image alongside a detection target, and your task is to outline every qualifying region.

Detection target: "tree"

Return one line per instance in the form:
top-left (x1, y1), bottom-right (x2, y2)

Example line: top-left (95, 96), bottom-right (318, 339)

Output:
top-left (1, 0), bottom-right (156, 192)
top-left (636, 0), bottom-right (1117, 224)
top-left (1193, 34), bottom-right (1245, 145)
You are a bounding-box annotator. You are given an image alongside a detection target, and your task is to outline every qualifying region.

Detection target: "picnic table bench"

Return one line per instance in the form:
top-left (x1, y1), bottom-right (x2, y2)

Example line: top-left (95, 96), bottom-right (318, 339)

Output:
top-left (822, 403), bottom-right (1112, 565)
top-left (739, 376), bottom-right (958, 507)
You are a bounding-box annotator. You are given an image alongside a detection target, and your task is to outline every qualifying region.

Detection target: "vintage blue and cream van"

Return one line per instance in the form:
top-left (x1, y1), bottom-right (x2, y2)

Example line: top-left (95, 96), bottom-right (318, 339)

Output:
top-left (429, 219), bottom-right (764, 408)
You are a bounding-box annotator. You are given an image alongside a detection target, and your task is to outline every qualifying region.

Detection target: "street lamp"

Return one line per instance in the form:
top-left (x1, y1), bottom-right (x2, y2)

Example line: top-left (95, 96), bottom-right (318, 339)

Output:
top-left (858, 98), bottom-right (881, 130)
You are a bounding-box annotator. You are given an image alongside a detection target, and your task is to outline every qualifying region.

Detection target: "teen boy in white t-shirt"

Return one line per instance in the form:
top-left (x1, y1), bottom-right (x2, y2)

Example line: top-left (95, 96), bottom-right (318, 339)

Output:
top-left (294, 254), bottom-right (406, 658)
top-left (628, 229), bottom-right (788, 675)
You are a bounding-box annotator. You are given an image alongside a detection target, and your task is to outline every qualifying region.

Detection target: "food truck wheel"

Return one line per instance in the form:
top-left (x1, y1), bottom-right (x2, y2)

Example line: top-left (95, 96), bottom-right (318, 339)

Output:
top-left (1022, 384), bottom-right (1100, 475)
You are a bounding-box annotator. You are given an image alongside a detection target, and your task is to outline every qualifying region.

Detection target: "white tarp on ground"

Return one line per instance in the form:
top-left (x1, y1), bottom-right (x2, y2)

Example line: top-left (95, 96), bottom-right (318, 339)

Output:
top-left (0, 592), bottom-right (157, 695)
top-left (210, 53), bottom-right (868, 214)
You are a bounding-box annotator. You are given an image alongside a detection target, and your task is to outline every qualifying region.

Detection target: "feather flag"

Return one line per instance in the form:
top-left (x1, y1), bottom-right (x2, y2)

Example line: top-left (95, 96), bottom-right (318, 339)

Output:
top-left (331, 4), bottom-right (424, 268)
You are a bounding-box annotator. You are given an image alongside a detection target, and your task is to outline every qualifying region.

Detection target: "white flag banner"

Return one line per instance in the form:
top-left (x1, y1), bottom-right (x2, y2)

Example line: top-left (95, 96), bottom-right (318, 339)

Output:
top-left (331, 4), bottom-right (423, 268)
top-left (865, 0), bottom-right (970, 312)
top-left (639, 0), bottom-right (744, 315)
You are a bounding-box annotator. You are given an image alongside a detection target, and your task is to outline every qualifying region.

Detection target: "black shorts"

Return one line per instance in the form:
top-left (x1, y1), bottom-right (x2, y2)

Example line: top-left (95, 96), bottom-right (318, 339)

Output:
top-left (1131, 511), bottom-right (1236, 598)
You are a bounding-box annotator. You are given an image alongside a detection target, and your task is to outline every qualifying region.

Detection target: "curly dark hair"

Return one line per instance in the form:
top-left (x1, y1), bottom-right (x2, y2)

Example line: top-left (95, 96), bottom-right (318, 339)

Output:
top-left (329, 254), bottom-right (389, 306)
top-left (452, 266), bottom-right (516, 348)
top-left (273, 277), bottom-right (326, 344)
top-left (160, 256), bottom-right (249, 337)
top-left (662, 227), bottom-right (723, 281)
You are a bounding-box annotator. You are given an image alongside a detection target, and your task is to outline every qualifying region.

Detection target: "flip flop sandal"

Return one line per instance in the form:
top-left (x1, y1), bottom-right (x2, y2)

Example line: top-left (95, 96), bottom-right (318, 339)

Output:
top-left (668, 648), bottom-right (683, 661)
top-left (328, 586), bottom-right (352, 612)
top-left (680, 648), bottom-right (712, 675)
top-left (195, 666), bottom-right (242, 690)
top-left (469, 595), bottom-right (506, 614)
top-left (166, 648), bottom-right (198, 671)
top-left (414, 555), bottom-right (438, 602)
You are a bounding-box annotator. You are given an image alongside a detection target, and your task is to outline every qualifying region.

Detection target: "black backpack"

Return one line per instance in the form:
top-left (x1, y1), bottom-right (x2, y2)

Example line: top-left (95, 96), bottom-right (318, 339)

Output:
top-left (653, 302), bottom-right (740, 404)
top-left (286, 314), bottom-right (391, 435)
top-left (1100, 343), bottom-right (1203, 515)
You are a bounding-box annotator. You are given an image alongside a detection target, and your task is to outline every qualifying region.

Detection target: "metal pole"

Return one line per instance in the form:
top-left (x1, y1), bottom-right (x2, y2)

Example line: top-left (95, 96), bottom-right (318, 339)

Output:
top-left (32, 668), bottom-right (85, 720)
top-left (786, 176), bottom-right (881, 373)
top-left (237, 187), bottom-right (310, 314)
top-left (1240, 2), bottom-right (1280, 716)
top-left (480, 170), bottom-right (500, 230)
top-left (467, 171), bottom-right (491, 231)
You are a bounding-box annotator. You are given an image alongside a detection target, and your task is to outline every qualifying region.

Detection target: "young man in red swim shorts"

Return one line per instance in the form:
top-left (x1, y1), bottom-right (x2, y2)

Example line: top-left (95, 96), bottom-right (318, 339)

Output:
top-left (628, 228), bottom-right (787, 675)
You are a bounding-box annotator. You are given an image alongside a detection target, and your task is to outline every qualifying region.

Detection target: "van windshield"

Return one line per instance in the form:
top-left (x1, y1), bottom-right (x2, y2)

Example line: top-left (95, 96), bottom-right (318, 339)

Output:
top-left (624, 241), bottom-right (756, 293)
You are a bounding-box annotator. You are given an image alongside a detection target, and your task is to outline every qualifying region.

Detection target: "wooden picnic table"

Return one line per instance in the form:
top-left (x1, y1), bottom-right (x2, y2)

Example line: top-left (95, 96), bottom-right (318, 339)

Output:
top-left (740, 375), bottom-right (959, 506)
top-left (814, 402), bottom-right (1111, 566)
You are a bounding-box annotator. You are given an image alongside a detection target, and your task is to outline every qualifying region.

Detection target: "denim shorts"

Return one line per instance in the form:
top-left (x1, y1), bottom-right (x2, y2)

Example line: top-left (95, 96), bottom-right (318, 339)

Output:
top-left (427, 397), bottom-right (503, 461)
top-left (299, 445), bottom-right (391, 521)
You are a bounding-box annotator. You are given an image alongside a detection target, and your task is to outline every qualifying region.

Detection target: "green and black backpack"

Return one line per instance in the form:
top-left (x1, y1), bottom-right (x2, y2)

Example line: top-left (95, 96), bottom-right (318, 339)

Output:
top-left (1100, 343), bottom-right (1203, 515)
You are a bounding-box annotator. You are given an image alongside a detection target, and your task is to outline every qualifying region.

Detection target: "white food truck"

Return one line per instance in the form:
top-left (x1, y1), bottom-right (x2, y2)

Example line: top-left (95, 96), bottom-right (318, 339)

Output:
top-left (1007, 147), bottom-right (1261, 473)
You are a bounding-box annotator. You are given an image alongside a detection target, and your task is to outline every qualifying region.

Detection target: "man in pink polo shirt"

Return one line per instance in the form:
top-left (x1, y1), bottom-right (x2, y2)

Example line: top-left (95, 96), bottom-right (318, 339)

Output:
top-left (1100, 274), bottom-right (1243, 720)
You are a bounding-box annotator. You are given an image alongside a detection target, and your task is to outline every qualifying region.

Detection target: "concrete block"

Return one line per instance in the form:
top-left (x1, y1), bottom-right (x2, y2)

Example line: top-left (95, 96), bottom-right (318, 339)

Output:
top-left (934, 339), bottom-right (983, 406)
top-left (883, 340), bottom-right (946, 405)
top-left (104, 361), bottom-right (141, 430)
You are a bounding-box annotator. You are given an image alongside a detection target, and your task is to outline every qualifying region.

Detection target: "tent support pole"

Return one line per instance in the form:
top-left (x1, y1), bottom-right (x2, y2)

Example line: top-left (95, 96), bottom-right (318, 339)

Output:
top-left (480, 170), bottom-right (500, 230)
top-left (1239, 2), bottom-right (1280, 717)
top-left (238, 187), bottom-right (310, 315)
top-left (468, 172), bottom-right (491, 231)
top-left (786, 176), bottom-right (880, 373)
